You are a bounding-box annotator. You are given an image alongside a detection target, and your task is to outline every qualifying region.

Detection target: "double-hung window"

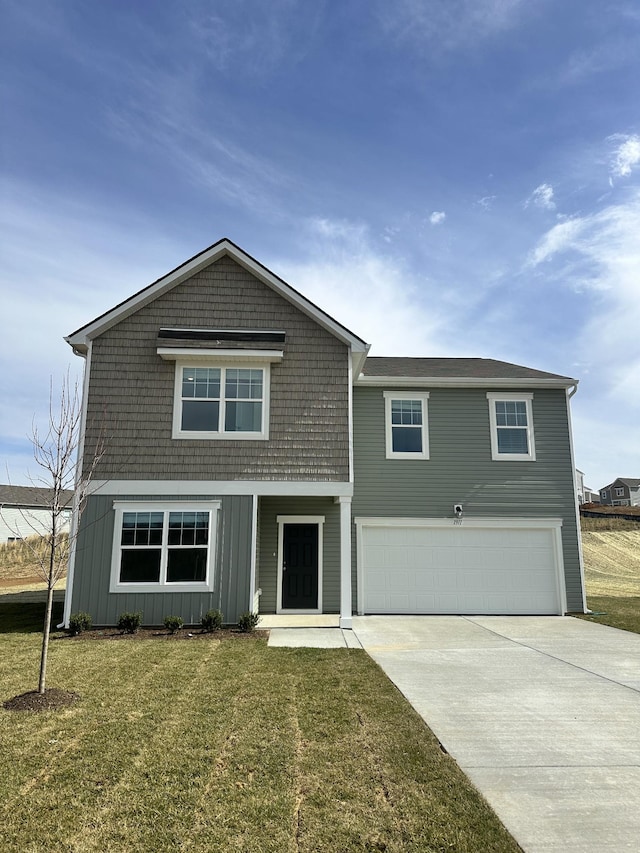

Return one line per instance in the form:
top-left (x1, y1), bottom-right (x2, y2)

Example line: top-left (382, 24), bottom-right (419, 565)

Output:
top-left (487, 393), bottom-right (536, 461)
top-left (383, 391), bottom-right (430, 459)
top-left (110, 501), bottom-right (219, 592)
top-left (173, 363), bottom-right (269, 439)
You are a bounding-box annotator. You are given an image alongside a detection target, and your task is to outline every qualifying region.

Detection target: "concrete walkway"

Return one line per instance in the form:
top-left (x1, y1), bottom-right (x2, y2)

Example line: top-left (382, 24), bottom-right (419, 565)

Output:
top-left (351, 615), bottom-right (640, 853)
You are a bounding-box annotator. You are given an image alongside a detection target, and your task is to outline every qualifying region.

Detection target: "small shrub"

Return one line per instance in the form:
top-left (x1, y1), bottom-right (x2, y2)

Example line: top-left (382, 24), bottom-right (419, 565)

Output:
top-left (163, 615), bottom-right (184, 634)
top-left (118, 611), bottom-right (143, 634)
top-left (201, 609), bottom-right (223, 632)
top-left (68, 612), bottom-right (92, 636)
top-left (237, 611), bottom-right (260, 633)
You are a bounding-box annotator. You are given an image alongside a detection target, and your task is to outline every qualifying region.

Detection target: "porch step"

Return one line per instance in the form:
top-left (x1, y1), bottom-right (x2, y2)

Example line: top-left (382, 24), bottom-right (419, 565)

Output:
top-left (259, 614), bottom-right (340, 628)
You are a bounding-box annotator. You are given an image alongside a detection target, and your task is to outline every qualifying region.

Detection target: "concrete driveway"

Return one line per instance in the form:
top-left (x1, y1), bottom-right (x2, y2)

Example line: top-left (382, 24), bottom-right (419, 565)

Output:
top-left (351, 615), bottom-right (640, 853)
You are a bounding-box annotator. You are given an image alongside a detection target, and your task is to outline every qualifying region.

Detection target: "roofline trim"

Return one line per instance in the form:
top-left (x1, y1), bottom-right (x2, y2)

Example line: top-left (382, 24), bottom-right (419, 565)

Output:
top-left (355, 375), bottom-right (578, 388)
top-left (65, 238), bottom-right (369, 353)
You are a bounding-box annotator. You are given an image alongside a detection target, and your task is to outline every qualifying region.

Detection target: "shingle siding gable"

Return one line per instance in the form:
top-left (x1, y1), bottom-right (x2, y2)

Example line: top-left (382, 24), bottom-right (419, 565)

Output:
top-left (83, 257), bottom-right (349, 481)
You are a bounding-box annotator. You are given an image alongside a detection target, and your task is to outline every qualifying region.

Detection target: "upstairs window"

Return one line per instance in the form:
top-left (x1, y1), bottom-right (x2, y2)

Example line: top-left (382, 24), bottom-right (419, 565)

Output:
top-left (487, 393), bottom-right (536, 461)
top-left (615, 487), bottom-right (625, 497)
top-left (383, 392), bottom-right (430, 459)
top-left (173, 363), bottom-right (269, 439)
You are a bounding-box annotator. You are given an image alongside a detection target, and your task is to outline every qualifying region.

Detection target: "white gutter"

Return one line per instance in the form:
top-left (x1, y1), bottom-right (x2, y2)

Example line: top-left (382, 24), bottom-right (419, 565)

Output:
top-left (356, 375), bottom-right (576, 388)
top-left (565, 382), bottom-right (587, 613)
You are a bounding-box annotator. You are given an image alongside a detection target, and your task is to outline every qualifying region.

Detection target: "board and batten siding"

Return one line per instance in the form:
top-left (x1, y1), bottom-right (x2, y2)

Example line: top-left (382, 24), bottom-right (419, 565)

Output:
top-left (256, 496), bottom-right (341, 613)
top-left (71, 493), bottom-right (253, 626)
top-left (82, 256), bottom-right (350, 482)
top-left (352, 386), bottom-right (583, 611)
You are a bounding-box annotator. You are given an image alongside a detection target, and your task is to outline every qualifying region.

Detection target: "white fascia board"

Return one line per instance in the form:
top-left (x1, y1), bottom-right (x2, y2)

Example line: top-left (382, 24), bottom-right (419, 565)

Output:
top-left (157, 347), bottom-right (284, 362)
top-left (354, 516), bottom-right (563, 529)
top-left (351, 347), bottom-right (370, 381)
top-left (88, 480), bottom-right (354, 497)
top-left (356, 375), bottom-right (577, 389)
top-left (66, 240), bottom-right (369, 354)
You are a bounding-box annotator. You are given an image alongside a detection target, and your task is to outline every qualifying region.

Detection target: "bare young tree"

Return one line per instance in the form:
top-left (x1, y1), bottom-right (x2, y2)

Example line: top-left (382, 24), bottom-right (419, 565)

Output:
top-left (24, 372), bottom-right (104, 694)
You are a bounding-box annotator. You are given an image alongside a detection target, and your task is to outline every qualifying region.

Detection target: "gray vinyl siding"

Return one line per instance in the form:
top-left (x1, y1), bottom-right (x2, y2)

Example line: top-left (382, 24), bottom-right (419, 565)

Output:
top-left (82, 256), bottom-right (349, 482)
top-left (256, 496), bottom-right (341, 613)
top-left (352, 386), bottom-right (583, 611)
top-left (71, 493), bottom-right (253, 626)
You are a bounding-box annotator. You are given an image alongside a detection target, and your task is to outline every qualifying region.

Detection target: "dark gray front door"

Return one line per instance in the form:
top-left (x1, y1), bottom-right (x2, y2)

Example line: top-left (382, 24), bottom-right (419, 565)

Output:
top-left (282, 523), bottom-right (318, 609)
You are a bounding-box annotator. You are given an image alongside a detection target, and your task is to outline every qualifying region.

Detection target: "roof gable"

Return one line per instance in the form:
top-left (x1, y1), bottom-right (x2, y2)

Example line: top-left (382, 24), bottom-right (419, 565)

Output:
top-left (610, 478), bottom-right (640, 490)
top-left (65, 238), bottom-right (368, 356)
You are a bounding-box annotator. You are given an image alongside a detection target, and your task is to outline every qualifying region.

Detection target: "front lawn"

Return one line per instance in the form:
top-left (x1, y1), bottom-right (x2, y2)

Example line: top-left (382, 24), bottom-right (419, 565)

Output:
top-left (575, 595), bottom-right (640, 634)
top-left (0, 604), bottom-right (518, 853)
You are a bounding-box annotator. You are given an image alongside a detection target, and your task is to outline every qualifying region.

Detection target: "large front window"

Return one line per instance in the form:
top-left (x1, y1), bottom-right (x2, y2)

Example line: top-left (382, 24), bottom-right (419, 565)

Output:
top-left (383, 392), bottom-right (430, 459)
top-left (487, 393), bottom-right (536, 461)
top-left (110, 502), bottom-right (219, 592)
top-left (174, 363), bottom-right (269, 439)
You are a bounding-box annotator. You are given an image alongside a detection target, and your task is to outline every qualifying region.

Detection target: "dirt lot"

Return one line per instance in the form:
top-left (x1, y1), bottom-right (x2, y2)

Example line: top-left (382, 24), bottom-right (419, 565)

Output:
top-left (582, 530), bottom-right (640, 596)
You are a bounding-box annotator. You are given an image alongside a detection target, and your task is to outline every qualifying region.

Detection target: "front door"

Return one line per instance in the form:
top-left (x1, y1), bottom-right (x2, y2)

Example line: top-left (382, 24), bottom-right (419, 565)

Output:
top-left (282, 523), bottom-right (319, 610)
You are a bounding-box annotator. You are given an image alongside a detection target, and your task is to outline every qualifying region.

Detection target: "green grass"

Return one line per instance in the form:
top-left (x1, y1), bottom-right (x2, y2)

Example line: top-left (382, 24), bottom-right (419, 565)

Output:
top-left (0, 604), bottom-right (519, 853)
top-left (575, 596), bottom-right (640, 634)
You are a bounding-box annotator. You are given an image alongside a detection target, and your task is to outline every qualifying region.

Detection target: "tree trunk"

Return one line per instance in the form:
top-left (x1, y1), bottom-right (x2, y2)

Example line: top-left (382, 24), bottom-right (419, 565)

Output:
top-left (38, 581), bottom-right (55, 694)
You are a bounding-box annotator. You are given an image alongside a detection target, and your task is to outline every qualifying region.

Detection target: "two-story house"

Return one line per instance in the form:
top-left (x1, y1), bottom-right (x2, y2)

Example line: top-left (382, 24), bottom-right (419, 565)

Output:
top-left (63, 239), bottom-right (586, 628)
top-left (599, 478), bottom-right (640, 507)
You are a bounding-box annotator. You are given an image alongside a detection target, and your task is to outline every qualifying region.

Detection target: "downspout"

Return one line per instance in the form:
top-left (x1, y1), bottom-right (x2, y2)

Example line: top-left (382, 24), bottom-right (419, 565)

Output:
top-left (249, 493), bottom-right (259, 614)
top-left (565, 382), bottom-right (588, 614)
top-left (59, 342), bottom-right (91, 629)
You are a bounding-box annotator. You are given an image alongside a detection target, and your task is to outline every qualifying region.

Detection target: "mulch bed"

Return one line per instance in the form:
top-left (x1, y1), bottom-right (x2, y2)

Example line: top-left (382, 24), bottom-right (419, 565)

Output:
top-left (56, 627), bottom-right (269, 641)
top-left (3, 688), bottom-right (79, 713)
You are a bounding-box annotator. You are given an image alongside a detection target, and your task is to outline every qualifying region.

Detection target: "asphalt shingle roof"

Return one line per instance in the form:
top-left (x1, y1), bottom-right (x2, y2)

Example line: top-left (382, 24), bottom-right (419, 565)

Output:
top-left (0, 485), bottom-right (74, 508)
top-left (362, 357), bottom-right (575, 382)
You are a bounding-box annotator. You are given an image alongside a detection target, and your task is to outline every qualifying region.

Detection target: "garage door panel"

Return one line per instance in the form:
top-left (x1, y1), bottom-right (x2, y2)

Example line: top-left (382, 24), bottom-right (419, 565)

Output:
top-left (360, 522), bottom-right (561, 615)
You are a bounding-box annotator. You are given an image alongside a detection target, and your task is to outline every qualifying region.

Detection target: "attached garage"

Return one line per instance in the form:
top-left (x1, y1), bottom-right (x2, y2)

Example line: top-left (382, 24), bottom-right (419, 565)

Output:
top-left (356, 518), bottom-right (566, 615)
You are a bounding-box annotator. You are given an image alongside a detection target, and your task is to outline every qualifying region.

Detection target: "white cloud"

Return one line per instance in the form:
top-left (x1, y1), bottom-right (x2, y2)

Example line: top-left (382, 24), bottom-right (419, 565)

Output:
top-left (376, 0), bottom-right (527, 52)
top-left (429, 211), bottom-right (446, 225)
top-left (525, 183), bottom-right (556, 211)
top-left (609, 133), bottom-right (640, 178)
top-left (476, 195), bottom-right (497, 210)
top-left (526, 217), bottom-right (584, 267)
top-left (187, 0), bottom-right (321, 77)
top-left (527, 191), bottom-right (640, 409)
top-left (276, 219), bottom-right (450, 358)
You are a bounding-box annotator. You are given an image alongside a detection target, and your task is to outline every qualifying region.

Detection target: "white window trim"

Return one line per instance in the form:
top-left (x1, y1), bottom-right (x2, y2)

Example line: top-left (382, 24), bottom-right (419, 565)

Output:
top-left (486, 392), bottom-right (536, 461)
top-left (383, 391), bottom-right (430, 460)
top-left (276, 515), bottom-right (324, 615)
top-left (172, 361), bottom-right (271, 440)
top-left (109, 500), bottom-right (220, 593)
top-left (615, 487), bottom-right (625, 497)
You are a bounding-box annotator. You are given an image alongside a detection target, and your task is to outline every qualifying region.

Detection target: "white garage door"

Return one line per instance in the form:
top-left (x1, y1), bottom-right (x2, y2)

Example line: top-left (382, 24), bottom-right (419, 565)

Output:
top-left (358, 520), bottom-right (563, 615)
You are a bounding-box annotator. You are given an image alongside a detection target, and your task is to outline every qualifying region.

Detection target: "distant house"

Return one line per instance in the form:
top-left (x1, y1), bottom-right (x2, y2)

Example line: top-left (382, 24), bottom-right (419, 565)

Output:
top-left (0, 485), bottom-right (74, 542)
top-left (599, 478), bottom-right (640, 507)
top-left (576, 470), bottom-right (599, 505)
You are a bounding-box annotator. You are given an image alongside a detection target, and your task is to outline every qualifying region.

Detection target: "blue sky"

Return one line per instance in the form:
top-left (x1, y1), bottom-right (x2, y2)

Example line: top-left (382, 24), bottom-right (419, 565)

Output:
top-left (2, 0), bottom-right (639, 491)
